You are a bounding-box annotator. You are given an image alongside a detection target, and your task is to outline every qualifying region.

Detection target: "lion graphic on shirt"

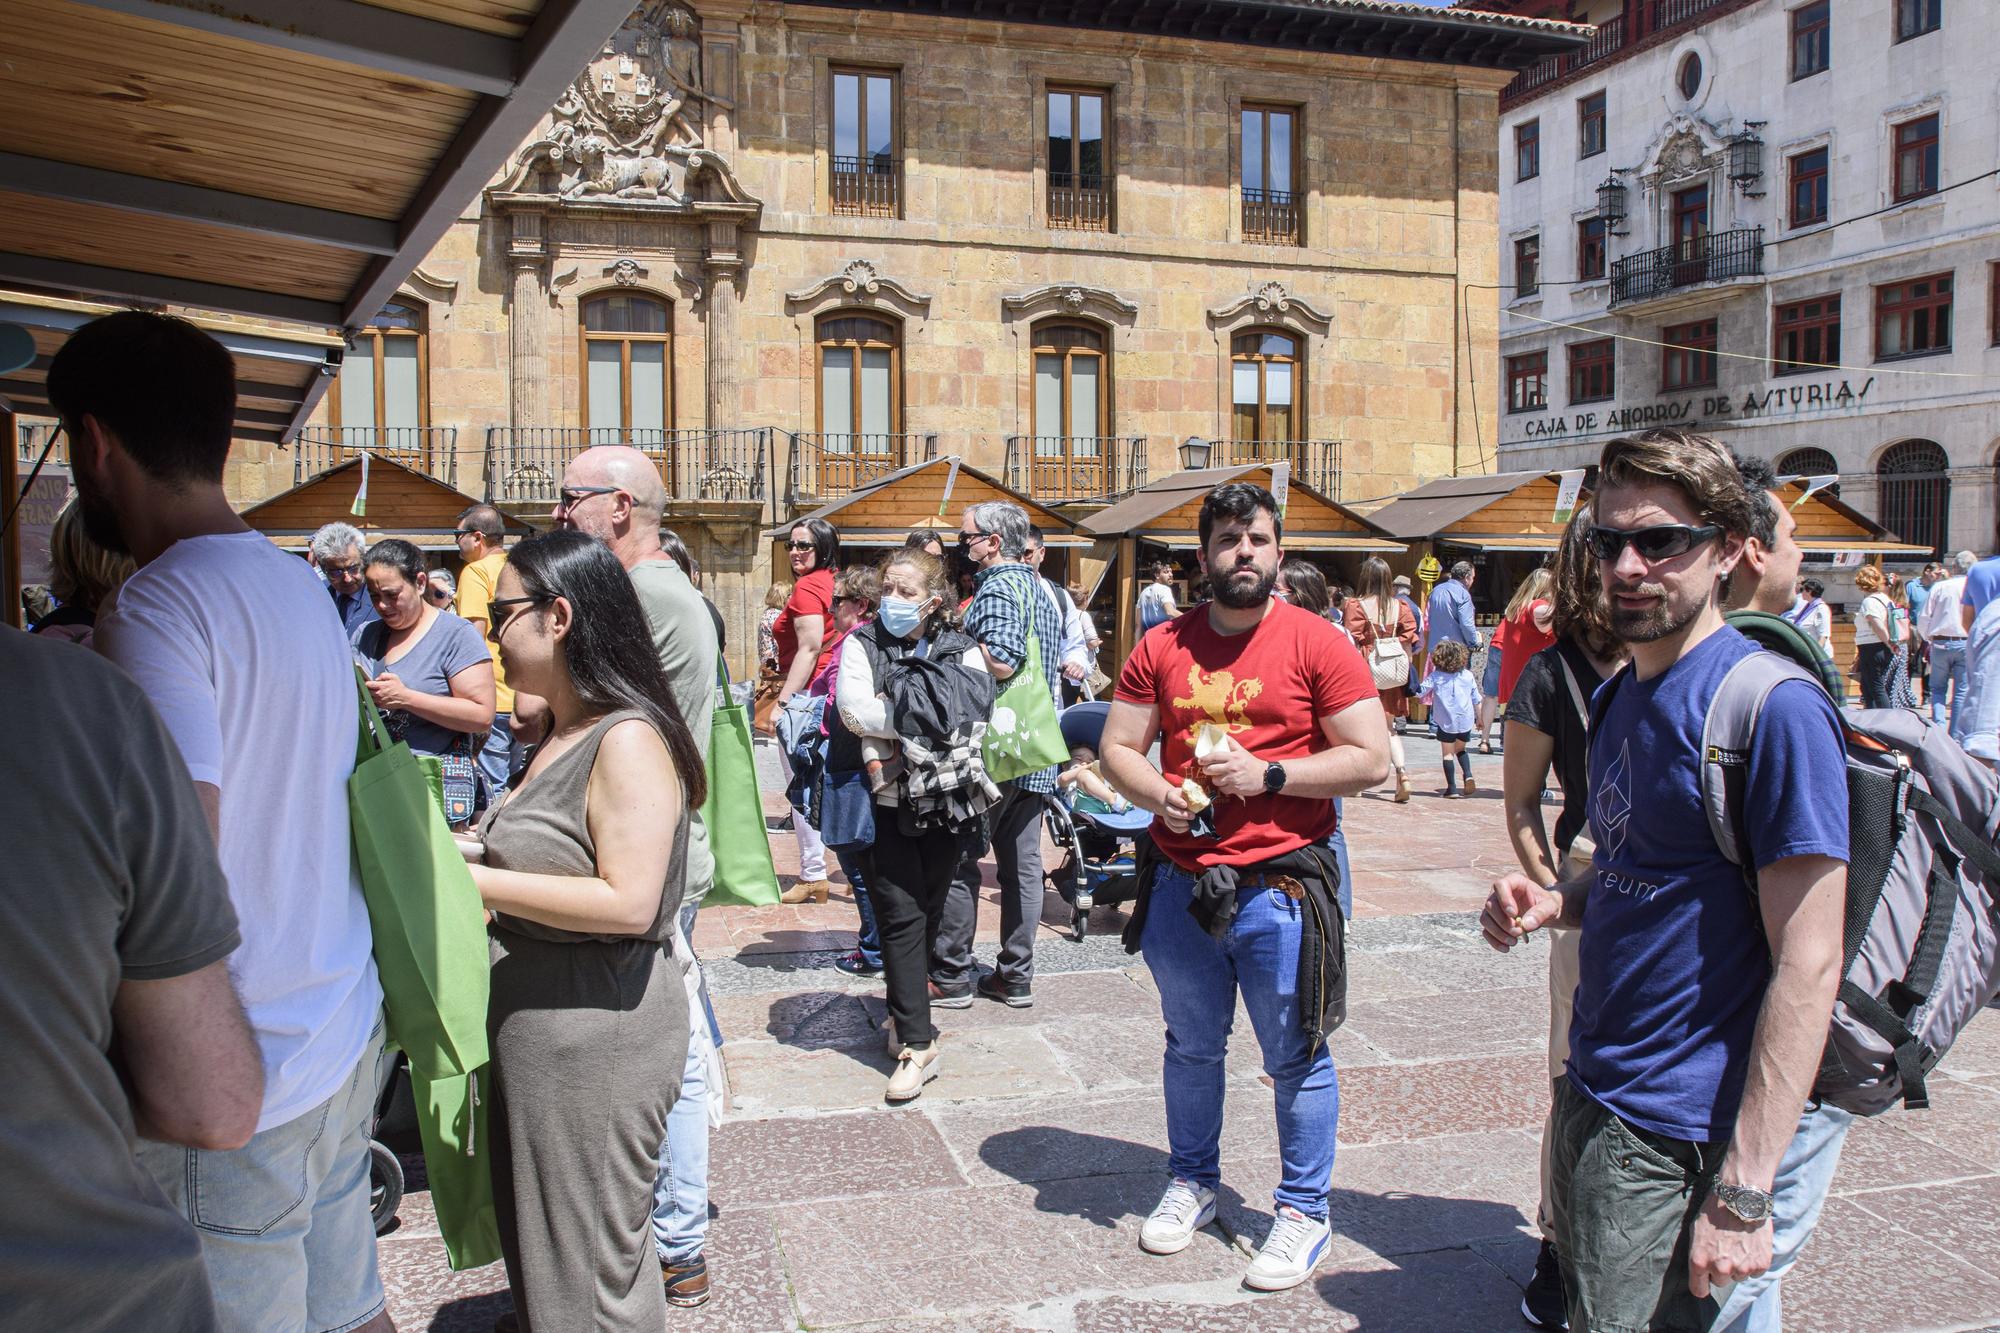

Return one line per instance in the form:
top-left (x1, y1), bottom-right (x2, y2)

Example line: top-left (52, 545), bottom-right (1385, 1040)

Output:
top-left (1171, 665), bottom-right (1262, 745)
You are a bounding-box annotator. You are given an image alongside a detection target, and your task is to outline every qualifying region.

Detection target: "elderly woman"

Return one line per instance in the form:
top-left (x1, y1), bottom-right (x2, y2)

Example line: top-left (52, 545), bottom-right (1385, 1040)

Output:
top-left (425, 566), bottom-right (458, 609)
top-left (353, 538), bottom-right (495, 825)
top-left (30, 499), bottom-right (136, 647)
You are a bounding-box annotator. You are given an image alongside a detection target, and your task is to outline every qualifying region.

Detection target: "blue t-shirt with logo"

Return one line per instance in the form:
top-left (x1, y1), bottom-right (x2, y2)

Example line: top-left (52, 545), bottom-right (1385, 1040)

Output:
top-left (1569, 626), bottom-right (1849, 1142)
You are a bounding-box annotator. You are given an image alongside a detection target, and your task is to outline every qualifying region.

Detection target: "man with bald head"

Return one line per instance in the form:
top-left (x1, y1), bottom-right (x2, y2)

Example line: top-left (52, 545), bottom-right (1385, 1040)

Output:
top-left (555, 444), bottom-right (722, 1305)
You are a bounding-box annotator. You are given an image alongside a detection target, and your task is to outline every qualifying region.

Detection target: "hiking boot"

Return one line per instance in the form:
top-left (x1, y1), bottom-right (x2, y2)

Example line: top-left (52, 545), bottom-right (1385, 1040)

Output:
top-left (928, 979), bottom-right (973, 1009)
top-left (662, 1254), bottom-right (711, 1308)
top-left (1138, 1178), bottom-right (1216, 1255)
top-left (833, 950), bottom-right (883, 977)
top-left (885, 1043), bottom-right (941, 1102)
top-left (977, 973), bottom-right (1033, 1008)
top-left (1243, 1205), bottom-right (1331, 1291)
top-left (1520, 1237), bottom-right (1568, 1329)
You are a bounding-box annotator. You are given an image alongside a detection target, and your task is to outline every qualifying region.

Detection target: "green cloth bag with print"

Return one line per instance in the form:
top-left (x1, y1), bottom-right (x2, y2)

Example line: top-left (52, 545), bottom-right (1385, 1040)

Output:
top-left (702, 654), bottom-right (783, 907)
top-left (982, 577), bottom-right (1071, 784)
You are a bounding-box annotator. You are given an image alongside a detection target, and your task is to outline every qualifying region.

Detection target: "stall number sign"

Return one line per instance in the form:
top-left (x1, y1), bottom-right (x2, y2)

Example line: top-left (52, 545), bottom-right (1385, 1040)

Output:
top-left (1519, 376), bottom-right (1875, 441)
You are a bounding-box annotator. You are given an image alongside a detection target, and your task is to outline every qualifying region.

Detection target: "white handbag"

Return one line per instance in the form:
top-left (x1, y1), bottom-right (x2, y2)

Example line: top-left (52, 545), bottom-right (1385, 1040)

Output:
top-left (1365, 601), bottom-right (1409, 691)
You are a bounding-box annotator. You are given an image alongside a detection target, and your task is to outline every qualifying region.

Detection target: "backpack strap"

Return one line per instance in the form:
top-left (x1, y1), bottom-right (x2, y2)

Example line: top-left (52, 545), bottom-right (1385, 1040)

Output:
top-left (1555, 648), bottom-right (1591, 734)
top-left (1699, 650), bottom-right (1821, 876)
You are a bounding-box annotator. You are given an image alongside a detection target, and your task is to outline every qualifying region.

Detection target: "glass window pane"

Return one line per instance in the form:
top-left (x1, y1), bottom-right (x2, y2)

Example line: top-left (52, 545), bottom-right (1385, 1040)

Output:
top-left (376, 301), bottom-right (421, 331)
top-left (1071, 356), bottom-right (1099, 440)
top-left (833, 74), bottom-right (858, 158)
top-left (821, 347), bottom-right (853, 447)
top-left (587, 341), bottom-right (623, 435)
top-left (1269, 113), bottom-right (1293, 194)
top-left (860, 347), bottom-right (892, 441)
top-left (866, 76), bottom-right (893, 163)
top-left (382, 336), bottom-right (420, 429)
top-left (1079, 95), bottom-right (1103, 178)
top-left (628, 342), bottom-right (665, 432)
top-left (1266, 361), bottom-right (1293, 408)
top-left (1233, 359), bottom-right (1259, 408)
top-left (1035, 353), bottom-right (1063, 439)
top-left (1242, 111), bottom-right (1264, 192)
top-left (339, 338), bottom-right (375, 430)
top-left (1260, 333), bottom-right (1297, 358)
top-left (630, 298), bottom-right (667, 335)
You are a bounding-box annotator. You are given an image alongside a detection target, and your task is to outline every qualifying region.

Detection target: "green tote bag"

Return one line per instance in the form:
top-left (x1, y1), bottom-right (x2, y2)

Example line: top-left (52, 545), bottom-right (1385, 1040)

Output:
top-left (701, 654), bottom-right (783, 907)
top-left (982, 577), bottom-right (1071, 785)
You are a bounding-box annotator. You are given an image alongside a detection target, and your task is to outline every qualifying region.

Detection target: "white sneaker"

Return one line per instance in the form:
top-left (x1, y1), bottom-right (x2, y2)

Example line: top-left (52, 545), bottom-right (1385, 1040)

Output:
top-left (1139, 1178), bottom-right (1217, 1255)
top-left (1243, 1205), bottom-right (1331, 1291)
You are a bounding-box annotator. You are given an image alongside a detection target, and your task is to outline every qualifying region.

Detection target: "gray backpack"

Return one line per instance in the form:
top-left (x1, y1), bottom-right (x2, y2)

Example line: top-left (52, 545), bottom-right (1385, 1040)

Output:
top-left (1700, 612), bottom-right (2000, 1115)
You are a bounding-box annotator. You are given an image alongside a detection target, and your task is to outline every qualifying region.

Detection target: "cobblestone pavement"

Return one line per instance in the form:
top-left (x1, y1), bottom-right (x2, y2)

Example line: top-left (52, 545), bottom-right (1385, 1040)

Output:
top-left (380, 739), bottom-right (2000, 1331)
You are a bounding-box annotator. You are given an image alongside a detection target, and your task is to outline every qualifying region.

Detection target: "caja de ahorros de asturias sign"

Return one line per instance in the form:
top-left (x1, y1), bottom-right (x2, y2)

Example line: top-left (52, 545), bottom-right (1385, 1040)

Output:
top-left (1518, 376), bottom-right (1874, 440)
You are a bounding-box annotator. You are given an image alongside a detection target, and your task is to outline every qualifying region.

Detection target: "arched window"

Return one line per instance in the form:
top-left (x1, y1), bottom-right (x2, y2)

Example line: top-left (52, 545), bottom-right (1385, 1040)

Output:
top-left (817, 313), bottom-right (900, 453)
top-left (1776, 446), bottom-right (1840, 500)
top-left (333, 300), bottom-right (425, 438)
top-left (1032, 321), bottom-right (1108, 444)
top-left (582, 293), bottom-right (670, 439)
top-left (1231, 329), bottom-right (1301, 442)
top-left (1876, 439), bottom-right (1950, 557)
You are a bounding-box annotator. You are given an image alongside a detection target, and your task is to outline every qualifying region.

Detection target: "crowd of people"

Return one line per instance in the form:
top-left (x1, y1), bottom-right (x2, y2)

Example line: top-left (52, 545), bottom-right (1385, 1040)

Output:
top-left (11, 305), bottom-right (1999, 1333)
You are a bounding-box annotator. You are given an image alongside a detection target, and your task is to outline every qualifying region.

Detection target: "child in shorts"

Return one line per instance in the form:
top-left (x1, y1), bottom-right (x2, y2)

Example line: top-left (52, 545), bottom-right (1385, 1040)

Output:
top-left (1418, 638), bottom-right (1480, 798)
top-left (1059, 743), bottom-right (1129, 815)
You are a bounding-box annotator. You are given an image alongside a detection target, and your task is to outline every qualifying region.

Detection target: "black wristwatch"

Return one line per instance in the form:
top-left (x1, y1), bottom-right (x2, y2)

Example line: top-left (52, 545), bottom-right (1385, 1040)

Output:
top-left (1263, 760), bottom-right (1287, 794)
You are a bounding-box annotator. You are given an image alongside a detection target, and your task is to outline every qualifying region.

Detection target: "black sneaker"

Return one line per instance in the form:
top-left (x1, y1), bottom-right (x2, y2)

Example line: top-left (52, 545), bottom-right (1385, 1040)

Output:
top-left (976, 973), bottom-right (1034, 1008)
top-left (1520, 1238), bottom-right (1568, 1329)
top-left (928, 979), bottom-right (974, 1009)
top-left (833, 951), bottom-right (883, 977)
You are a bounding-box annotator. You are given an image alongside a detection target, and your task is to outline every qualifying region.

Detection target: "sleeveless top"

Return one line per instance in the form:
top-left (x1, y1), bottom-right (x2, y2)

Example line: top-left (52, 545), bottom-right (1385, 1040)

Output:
top-left (478, 707), bottom-right (688, 945)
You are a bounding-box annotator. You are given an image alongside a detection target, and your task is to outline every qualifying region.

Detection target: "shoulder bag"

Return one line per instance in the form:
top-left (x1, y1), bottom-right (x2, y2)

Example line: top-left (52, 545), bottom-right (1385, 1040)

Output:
top-left (701, 654), bottom-right (783, 907)
top-left (1365, 598), bottom-right (1410, 691)
top-left (982, 575), bottom-right (1071, 784)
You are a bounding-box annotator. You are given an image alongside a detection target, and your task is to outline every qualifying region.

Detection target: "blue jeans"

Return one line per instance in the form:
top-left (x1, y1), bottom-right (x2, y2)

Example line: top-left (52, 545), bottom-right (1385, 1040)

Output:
top-left (651, 903), bottom-right (712, 1265)
top-left (1713, 1102), bottom-right (1854, 1332)
top-left (1329, 802), bottom-right (1353, 921)
top-left (1929, 640), bottom-right (1969, 739)
top-left (1142, 862), bottom-right (1339, 1219)
top-left (475, 712), bottom-right (521, 807)
top-left (835, 849), bottom-right (882, 968)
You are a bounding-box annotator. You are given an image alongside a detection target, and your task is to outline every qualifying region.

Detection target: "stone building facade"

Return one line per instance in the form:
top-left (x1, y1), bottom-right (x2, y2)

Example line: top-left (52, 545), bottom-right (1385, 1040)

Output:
top-left (244, 0), bottom-right (1576, 665)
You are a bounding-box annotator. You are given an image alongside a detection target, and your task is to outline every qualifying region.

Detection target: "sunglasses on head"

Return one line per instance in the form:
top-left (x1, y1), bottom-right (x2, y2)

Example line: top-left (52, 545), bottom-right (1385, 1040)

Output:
top-left (1586, 523), bottom-right (1723, 562)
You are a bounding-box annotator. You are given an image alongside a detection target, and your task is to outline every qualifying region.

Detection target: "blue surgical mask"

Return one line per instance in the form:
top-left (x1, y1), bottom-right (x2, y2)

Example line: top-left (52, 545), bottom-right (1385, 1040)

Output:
top-left (878, 595), bottom-right (927, 638)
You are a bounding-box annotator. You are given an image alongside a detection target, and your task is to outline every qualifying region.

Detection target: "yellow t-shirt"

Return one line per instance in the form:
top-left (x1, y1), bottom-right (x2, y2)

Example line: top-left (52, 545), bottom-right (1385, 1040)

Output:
top-left (454, 549), bottom-right (514, 713)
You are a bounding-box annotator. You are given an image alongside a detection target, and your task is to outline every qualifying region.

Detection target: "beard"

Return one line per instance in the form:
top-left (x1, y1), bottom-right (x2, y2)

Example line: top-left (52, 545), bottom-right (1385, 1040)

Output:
top-left (73, 475), bottom-right (131, 556)
top-left (1213, 562), bottom-right (1276, 609)
top-left (1607, 580), bottom-right (1706, 643)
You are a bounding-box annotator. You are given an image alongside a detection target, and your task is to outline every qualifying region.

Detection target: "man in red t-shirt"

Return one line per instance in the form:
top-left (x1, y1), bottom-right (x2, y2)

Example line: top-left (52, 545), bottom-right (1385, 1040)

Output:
top-left (1101, 481), bottom-right (1387, 1292)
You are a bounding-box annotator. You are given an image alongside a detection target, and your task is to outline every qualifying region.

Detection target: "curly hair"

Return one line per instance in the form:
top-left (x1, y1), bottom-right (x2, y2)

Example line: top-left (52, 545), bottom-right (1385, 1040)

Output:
top-left (1550, 502), bottom-right (1621, 661)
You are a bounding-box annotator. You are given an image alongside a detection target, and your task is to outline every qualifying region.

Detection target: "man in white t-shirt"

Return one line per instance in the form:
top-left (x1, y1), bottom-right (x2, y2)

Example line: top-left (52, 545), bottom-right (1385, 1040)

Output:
top-left (1919, 550), bottom-right (1975, 740)
top-left (51, 312), bottom-right (391, 1333)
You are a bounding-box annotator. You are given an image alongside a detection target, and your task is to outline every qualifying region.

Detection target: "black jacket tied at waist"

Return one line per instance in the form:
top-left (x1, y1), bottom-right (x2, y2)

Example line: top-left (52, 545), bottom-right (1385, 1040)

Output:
top-left (1122, 839), bottom-right (1348, 1053)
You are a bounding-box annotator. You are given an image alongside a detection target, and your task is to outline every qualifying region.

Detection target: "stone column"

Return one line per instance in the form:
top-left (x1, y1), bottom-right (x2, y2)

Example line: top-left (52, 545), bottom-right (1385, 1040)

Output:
top-left (703, 222), bottom-right (742, 433)
top-left (507, 208), bottom-right (550, 430)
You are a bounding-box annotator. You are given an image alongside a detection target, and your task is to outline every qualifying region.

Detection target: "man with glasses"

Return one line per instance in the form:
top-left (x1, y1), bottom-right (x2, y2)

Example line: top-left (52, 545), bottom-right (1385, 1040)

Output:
top-left (311, 521), bottom-right (377, 636)
top-left (451, 504), bottom-right (523, 807)
top-left (554, 445), bottom-right (721, 1308)
top-left (1484, 430), bottom-right (1847, 1333)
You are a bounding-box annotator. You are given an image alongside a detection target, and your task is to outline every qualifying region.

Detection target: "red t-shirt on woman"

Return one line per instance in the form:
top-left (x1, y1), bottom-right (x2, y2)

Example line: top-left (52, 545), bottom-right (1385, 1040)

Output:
top-left (772, 567), bottom-right (835, 676)
top-left (1495, 598), bottom-right (1554, 702)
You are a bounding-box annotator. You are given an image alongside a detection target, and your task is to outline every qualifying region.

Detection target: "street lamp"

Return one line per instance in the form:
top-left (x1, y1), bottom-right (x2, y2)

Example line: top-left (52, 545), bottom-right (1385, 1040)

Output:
top-left (1178, 435), bottom-right (1213, 471)
top-left (1596, 175), bottom-right (1627, 235)
top-left (1728, 122), bottom-right (1766, 196)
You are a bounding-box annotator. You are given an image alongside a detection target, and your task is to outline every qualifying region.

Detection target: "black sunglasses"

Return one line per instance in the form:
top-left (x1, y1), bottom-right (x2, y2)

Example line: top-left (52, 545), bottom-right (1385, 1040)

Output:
top-left (556, 485), bottom-right (622, 511)
top-left (1586, 523), bottom-right (1723, 562)
top-left (486, 595), bottom-right (545, 643)
top-left (787, 540), bottom-right (816, 551)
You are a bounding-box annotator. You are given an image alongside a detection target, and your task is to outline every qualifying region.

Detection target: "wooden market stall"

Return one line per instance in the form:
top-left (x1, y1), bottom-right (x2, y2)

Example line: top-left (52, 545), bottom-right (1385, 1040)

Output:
top-left (241, 454), bottom-right (534, 557)
top-left (1363, 469), bottom-right (1584, 620)
top-left (770, 454), bottom-right (1088, 562)
top-left (1776, 478), bottom-right (1934, 688)
top-left (1076, 462), bottom-right (1405, 664)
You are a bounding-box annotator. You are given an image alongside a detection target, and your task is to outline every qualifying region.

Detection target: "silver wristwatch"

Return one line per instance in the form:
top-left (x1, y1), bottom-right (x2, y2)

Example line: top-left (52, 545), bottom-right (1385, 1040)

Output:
top-left (1713, 1183), bottom-right (1774, 1224)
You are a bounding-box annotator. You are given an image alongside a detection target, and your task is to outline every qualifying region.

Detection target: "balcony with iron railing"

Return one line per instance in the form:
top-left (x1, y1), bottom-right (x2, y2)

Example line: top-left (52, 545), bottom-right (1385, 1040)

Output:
top-left (1047, 172), bottom-right (1111, 232)
top-left (1501, 0), bottom-right (1740, 107)
top-left (1218, 439), bottom-right (1341, 497)
top-left (1242, 188), bottom-right (1302, 246)
top-left (830, 155), bottom-right (899, 217)
top-left (292, 426), bottom-right (458, 487)
top-left (483, 427), bottom-right (768, 507)
top-left (1003, 436), bottom-right (1147, 505)
top-left (1610, 228), bottom-right (1764, 307)
top-left (786, 431), bottom-right (936, 507)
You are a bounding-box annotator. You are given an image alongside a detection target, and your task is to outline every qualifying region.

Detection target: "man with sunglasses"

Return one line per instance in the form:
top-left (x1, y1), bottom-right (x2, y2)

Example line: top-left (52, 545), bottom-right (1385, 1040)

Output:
top-left (1484, 430), bottom-right (1847, 1333)
top-left (311, 521), bottom-right (377, 636)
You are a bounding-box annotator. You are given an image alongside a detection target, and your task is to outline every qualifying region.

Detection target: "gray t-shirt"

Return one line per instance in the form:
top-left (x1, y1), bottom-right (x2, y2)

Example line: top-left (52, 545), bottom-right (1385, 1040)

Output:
top-left (0, 629), bottom-right (241, 1331)
top-left (352, 609), bottom-right (490, 757)
top-left (630, 558), bottom-right (717, 907)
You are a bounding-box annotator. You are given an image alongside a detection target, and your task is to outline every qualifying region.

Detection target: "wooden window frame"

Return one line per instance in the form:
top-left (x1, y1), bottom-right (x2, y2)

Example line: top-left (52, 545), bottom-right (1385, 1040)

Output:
top-left (1506, 351), bottom-right (1548, 415)
top-left (1515, 233), bottom-right (1541, 298)
top-left (1578, 91), bottom-right (1607, 159)
top-left (814, 312), bottom-right (903, 439)
top-left (1229, 328), bottom-right (1304, 442)
top-left (1874, 271), bottom-right (1953, 361)
top-left (1790, 1), bottom-right (1831, 80)
top-left (1892, 114), bottom-right (1940, 203)
top-left (1045, 86), bottom-right (1114, 233)
top-left (1240, 103), bottom-right (1303, 246)
top-left (1990, 261), bottom-right (1999, 347)
top-left (1576, 216), bottom-right (1606, 282)
top-left (1894, 0), bottom-right (1941, 42)
top-left (828, 66), bottom-right (901, 218)
top-left (1030, 321), bottom-right (1110, 439)
top-left (1660, 319), bottom-right (1719, 391)
top-left (1773, 293), bottom-right (1842, 376)
top-left (579, 293), bottom-right (672, 436)
top-left (1788, 147), bottom-right (1829, 227)
top-left (1567, 338), bottom-right (1615, 405)
top-left (330, 301), bottom-right (428, 432)
top-left (1516, 119), bottom-right (1540, 182)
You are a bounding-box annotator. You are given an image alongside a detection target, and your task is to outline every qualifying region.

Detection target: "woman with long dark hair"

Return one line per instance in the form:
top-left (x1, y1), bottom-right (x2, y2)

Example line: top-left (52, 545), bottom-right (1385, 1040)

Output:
top-left (466, 529), bottom-right (707, 1333)
top-left (1342, 556), bottom-right (1420, 803)
top-left (773, 516), bottom-right (841, 901)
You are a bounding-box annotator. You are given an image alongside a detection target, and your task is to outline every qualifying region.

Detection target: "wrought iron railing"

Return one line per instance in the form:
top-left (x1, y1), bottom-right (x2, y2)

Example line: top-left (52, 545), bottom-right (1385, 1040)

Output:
top-left (830, 155), bottom-right (899, 217)
top-left (1003, 436), bottom-right (1147, 504)
top-left (1219, 439), bottom-right (1341, 497)
top-left (1502, 2), bottom-right (1732, 106)
top-left (786, 431), bottom-right (936, 507)
top-left (1047, 171), bottom-right (1111, 231)
top-left (293, 426), bottom-right (458, 487)
top-left (482, 428), bottom-right (768, 507)
top-left (1242, 187), bottom-right (1301, 245)
top-left (1610, 228), bottom-right (1764, 306)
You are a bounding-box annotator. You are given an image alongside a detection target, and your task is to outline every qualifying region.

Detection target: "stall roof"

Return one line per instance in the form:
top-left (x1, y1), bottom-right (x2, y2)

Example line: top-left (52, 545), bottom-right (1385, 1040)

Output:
top-left (769, 456), bottom-right (1090, 547)
top-left (1078, 463), bottom-right (1403, 551)
top-left (241, 453), bottom-right (535, 552)
top-left (1, 0), bottom-right (636, 442)
top-left (1779, 479), bottom-right (1933, 557)
top-left (1363, 469), bottom-right (1564, 541)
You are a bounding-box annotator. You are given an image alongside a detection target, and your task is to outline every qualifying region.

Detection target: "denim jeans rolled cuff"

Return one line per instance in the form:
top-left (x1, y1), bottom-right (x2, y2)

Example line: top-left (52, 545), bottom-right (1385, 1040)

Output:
top-left (1142, 860), bottom-right (1339, 1219)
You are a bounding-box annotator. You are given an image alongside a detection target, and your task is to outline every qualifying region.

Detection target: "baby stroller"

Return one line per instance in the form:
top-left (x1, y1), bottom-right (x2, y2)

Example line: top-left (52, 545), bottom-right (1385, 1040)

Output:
top-left (1043, 701), bottom-right (1154, 941)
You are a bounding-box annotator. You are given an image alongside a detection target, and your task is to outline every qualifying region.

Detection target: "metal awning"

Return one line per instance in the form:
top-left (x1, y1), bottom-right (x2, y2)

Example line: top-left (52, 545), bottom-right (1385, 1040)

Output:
top-left (0, 0), bottom-right (636, 442)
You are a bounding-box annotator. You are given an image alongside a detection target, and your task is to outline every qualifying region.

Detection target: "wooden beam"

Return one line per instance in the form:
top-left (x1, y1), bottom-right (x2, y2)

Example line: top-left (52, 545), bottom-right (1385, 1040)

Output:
top-left (68, 0), bottom-right (520, 96)
top-left (0, 152), bottom-right (397, 255)
top-left (1115, 534), bottom-right (1137, 674)
top-left (0, 253), bottom-right (345, 326)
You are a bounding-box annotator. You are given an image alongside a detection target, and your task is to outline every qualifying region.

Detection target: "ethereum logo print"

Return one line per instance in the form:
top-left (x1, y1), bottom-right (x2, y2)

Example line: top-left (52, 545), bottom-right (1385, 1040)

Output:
top-left (1593, 740), bottom-right (1633, 862)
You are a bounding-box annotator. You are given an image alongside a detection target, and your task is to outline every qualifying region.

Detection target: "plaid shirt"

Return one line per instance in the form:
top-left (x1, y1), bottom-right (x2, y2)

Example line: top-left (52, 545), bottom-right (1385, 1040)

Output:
top-left (893, 723), bottom-right (1002, 829)
top-left (966, 561), bottom-right (1064, 792)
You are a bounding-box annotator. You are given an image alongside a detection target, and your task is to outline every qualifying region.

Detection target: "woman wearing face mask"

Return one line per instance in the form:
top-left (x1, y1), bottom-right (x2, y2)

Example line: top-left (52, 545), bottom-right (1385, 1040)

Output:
top-left (832, 550), bottom-right (991, 1102)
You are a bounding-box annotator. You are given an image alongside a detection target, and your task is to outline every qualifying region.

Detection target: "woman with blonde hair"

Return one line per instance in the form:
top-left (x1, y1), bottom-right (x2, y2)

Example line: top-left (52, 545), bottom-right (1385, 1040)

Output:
top-left (1478, 566), bottom-right (1558, 752)
top-left (1342, 555), bottom-right (1420, 802)
top-left (31, 498), bottom-right (137, 647)
top-left (1852, 564), bottom-right (1897, 708)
